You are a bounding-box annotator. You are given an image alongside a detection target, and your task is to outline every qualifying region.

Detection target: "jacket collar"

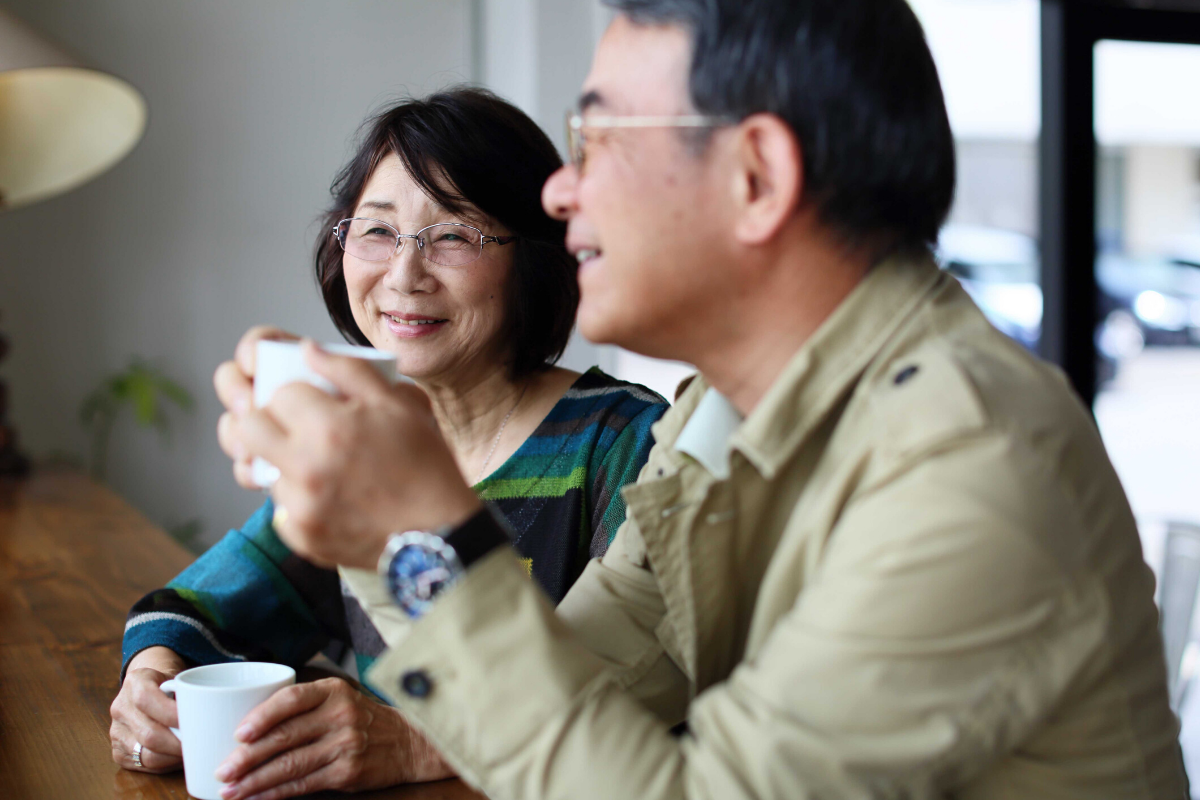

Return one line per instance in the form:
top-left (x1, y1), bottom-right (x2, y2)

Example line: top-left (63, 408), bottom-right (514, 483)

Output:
top-left (653, 253), bottom-right (942, 480)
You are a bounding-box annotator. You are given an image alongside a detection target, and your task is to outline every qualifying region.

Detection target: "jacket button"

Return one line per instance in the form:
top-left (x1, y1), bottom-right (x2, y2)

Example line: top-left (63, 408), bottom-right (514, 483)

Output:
top-left (401, 670), bottom-right (432, 698)
top-left (893, 365), bottom-right (919, 385)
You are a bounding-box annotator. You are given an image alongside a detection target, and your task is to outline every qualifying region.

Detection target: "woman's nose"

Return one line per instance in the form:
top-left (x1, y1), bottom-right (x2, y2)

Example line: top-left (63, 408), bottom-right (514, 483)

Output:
top-left (542, 164), bottom-right (579, 222)
top-left (382, 243), bottom-right (436, 294)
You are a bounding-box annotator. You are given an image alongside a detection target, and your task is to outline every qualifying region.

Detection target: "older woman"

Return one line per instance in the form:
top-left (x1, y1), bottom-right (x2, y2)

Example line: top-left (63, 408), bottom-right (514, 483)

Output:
top-left (109, 88), bottom-right (668, 798)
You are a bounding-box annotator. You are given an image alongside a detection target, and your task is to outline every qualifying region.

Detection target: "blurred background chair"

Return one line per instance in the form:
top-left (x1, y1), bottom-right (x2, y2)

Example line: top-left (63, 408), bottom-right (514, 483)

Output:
top-left (1157, 522), bottom-right (1200, 711)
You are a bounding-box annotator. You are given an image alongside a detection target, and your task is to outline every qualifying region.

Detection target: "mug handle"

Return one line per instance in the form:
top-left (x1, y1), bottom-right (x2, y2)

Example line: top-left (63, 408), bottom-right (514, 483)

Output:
top-left (158, 679), bottom-right (183, 740)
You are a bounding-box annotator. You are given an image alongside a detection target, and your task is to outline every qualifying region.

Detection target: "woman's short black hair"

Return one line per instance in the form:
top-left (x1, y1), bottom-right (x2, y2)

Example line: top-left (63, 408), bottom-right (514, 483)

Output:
top-left (315, 87), bottom-right (578, 380)
top-left (604, 0), bottom-right (956, 254)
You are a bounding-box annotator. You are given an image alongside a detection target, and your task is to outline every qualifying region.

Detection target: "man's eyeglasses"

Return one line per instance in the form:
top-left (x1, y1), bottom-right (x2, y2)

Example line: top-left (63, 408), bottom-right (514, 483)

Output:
top-left (333, 219), bottom-right (515, 267)
top-left (564, 111), bottom-right (730, 170)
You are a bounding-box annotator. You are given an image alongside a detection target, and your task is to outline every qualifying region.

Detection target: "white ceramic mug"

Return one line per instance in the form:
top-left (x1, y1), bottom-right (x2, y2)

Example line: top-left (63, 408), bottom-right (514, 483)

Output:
top-left (159, 662), bottom-right (296, 800)
top-left (251, 339), bottom-right (398, 487)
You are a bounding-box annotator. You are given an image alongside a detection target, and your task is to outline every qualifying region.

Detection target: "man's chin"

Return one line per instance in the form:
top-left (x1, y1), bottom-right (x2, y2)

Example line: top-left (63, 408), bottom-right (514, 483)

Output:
top-left (577, 304), bottom-right (637, 350)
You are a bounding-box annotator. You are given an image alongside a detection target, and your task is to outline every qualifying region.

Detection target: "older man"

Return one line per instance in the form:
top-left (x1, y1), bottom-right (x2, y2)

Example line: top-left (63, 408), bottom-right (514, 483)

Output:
top-left (219, 1), bottom-right (1187, 797)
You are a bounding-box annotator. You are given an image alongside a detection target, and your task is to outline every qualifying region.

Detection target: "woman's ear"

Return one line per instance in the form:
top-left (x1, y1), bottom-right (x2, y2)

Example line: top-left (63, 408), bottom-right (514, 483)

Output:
top-left (728, 113), bottom-right (803, 246)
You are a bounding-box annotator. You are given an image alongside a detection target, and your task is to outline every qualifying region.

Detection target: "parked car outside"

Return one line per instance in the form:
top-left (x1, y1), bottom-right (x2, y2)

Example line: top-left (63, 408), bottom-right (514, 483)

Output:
top-left (933, 225), bottom-right (1167, 386)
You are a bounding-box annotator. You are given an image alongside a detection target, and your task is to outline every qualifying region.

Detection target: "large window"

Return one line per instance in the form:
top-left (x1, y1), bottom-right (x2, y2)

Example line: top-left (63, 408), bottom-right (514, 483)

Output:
top-left (1093, 40), bottom-right (1200, 534)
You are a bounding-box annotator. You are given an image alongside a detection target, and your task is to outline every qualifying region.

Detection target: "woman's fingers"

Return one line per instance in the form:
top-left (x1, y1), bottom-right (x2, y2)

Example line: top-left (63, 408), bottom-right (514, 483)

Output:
top-left (224, 749), bottom-right (345, 800)
top-left (109, 663), bottom-right (187, 772)
top-left (112, 699), bottom-right (182, 760)
top-left (109, 717), bottom-right (182, 773)
top-left (236, 682), bottom-right (331, 744)
top-left (217, 701), bottom-right (338, 782)
top-left (125, 668), bottom-right (180, 730)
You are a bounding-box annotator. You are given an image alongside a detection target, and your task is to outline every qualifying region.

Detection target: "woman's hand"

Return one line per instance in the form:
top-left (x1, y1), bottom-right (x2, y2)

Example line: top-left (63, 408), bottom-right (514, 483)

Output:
top-left (215, 326), bottom-right (301, 490)
top-left (109, 646), bottom-right (189, 773)
top-left (214, 677), bottom-right (454, 800)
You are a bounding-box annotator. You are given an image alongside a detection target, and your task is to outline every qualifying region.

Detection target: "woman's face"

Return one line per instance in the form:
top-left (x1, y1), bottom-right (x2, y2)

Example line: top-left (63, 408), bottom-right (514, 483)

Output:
top-left (342, 154), bottom-right (515, 382)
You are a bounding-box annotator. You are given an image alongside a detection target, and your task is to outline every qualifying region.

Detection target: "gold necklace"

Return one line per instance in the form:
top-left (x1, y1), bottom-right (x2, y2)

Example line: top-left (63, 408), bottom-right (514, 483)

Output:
top-left (473, 384), bottom-right (527, 485)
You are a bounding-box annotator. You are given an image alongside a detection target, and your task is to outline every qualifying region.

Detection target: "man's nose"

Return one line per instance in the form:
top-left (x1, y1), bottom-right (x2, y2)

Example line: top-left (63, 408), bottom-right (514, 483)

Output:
top-left (542, 164), bottom-right (579, 222)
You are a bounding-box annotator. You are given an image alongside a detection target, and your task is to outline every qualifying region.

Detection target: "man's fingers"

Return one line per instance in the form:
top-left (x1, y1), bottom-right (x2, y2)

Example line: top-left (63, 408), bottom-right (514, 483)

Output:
top-left (266, 381), bottom-right (340, 431)
top-left (235, 326), bottom-right (300, 377)
top-left (214, 360), bottom-right (253, 416)
top-left (218, 412), bottom-right (248, 462)
top-left (235, 683), bottom-right (327, 744)
top-left (233, 458), bottom-right (259, 491)
top-left (302, 340), bottom-right (393, 401)
top-left (236, 408), bottom-right (290, 467)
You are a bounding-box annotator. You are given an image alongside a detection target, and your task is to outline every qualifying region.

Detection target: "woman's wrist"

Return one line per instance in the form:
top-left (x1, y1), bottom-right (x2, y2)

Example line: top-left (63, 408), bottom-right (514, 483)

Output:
top-left (127, 646), bottom-right (189, 676)
top-left (393, 708), bottom-right (455, 783)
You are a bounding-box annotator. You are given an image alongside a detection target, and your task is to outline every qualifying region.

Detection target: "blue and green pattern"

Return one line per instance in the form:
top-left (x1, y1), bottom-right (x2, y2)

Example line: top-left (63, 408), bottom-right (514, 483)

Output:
top-left (122, 368), bottom-right (668, 691)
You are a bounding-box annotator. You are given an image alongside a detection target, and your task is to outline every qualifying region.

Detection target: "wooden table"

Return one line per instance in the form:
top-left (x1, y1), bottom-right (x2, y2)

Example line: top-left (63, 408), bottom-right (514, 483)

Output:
top-left (0, 470), bottom-right (484, 800)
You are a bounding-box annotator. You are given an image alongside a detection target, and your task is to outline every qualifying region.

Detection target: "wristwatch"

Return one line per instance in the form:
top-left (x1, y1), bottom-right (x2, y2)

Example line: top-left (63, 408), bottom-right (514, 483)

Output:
top-left (378, 505), bottom-right (512, 619)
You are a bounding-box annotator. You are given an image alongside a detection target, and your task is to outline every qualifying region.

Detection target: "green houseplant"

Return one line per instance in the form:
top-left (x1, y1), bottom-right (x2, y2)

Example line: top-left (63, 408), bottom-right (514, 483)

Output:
top-left (80, 360), bottom-right (194, 482)
top-left (79, 361), bottom-right (202, 550)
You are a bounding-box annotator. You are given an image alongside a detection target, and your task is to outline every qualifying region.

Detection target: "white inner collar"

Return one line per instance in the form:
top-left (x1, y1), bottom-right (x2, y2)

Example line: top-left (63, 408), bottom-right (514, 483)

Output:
top-left (674, 387), bottom-right (743, 480)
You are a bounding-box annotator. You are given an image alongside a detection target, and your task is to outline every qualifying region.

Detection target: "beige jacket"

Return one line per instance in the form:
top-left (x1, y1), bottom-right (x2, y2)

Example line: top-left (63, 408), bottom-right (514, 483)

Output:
top-left (360, 253), bottom-right (1187, 799)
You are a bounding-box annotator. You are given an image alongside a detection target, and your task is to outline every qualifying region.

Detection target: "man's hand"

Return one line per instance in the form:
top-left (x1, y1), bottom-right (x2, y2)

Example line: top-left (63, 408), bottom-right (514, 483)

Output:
top-left (109, 647), bottom-right (189, 773)
top-left (214, 677), bottom-right (454, 800)
top-left (223, 339), bottom-right (480, 569)
top-left (215, 326), bottom-right (300, 490)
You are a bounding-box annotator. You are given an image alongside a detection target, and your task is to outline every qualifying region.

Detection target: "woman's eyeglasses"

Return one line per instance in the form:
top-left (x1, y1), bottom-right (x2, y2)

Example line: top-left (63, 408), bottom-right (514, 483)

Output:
top-left (333, 218), bottom-right (515, 267)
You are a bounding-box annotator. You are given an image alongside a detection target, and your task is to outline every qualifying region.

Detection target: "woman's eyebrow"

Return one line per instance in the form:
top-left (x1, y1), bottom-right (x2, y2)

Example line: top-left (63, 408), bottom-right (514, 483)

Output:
top-left (357, 199), bottom-right (396, 213)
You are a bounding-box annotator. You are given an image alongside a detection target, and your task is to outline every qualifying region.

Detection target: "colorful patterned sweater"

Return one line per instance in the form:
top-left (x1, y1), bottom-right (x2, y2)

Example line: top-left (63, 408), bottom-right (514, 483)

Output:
top-left (121, 368), bottom-right (668, 689)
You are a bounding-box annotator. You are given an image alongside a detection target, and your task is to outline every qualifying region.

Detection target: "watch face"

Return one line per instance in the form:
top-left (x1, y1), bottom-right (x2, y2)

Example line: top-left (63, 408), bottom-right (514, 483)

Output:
top-left (387, 541), bottom-right (458, 619)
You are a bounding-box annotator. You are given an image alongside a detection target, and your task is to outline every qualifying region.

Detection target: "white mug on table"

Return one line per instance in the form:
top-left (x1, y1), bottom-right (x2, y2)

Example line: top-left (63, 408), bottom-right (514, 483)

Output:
top-left (159, 661), bottom-right (296, 800)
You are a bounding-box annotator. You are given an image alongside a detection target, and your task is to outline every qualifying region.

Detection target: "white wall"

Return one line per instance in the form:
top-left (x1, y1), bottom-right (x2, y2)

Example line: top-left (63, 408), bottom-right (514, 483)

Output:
top-left (478, 0), bottom-right (619, 378)
top-left (0, 0), bottom-right (473, 544)
top-left (477, 0), bottom-right (695, 400)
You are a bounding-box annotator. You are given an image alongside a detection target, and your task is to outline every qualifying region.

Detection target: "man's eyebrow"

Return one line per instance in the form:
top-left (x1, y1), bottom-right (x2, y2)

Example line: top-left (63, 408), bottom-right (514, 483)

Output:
top-left (578, 90), bottom-right (606, 112)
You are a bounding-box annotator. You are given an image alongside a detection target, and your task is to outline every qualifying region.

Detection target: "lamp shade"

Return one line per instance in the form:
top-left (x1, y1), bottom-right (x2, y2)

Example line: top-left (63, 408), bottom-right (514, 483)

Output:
top-left (0, 7), bottom-right (145, 210)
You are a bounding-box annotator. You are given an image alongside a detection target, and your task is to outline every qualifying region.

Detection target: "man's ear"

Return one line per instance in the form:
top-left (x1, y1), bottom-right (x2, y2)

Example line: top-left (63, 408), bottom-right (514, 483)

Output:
top-left (728, 113), bottom-right (803, 246)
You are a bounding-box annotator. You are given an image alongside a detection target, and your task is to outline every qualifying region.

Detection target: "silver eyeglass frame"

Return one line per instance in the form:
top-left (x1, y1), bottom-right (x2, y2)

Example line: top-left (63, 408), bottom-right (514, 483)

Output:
top-left (564, 112), bottom-right (732, 169)
top-left (333, 218), bottom-right (515, 266)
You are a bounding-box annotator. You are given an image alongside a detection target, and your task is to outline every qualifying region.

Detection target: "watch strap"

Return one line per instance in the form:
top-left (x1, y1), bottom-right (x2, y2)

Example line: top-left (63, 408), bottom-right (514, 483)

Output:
top-left (443, 504), bottom-right (513, 570)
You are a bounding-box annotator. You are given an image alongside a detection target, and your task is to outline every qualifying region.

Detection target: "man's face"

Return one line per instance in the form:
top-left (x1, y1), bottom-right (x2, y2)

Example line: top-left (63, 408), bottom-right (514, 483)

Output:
top-left (542, 16), bottom-right (734, 359)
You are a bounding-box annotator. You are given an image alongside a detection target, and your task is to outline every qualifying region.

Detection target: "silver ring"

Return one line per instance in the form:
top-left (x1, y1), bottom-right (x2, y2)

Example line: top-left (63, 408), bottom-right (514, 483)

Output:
top-left (132, 741), bottom-right (144, 768)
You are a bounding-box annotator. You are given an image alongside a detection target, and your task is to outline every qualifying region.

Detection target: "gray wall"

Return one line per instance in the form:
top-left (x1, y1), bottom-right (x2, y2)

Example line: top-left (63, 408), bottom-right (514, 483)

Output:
top-left (0, 0), bottom-right (473, 544)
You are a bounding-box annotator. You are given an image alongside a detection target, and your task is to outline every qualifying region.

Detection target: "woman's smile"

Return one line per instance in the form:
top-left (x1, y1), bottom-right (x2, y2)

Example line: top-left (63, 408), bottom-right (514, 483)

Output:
top-left (382, 311), bottom-right (450, 339)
